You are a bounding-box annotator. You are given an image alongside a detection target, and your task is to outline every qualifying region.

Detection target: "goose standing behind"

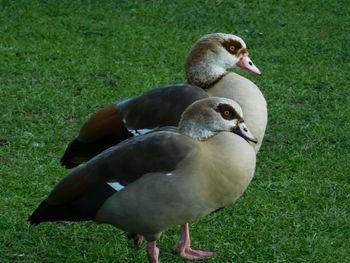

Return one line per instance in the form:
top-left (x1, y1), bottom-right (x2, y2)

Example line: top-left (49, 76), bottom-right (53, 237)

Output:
top-left (29, 97), bottom-right (257, 263)
top-left (185, 33), bottom-right (267, 153)
top-left (60, 33), bottom-right (266, 168)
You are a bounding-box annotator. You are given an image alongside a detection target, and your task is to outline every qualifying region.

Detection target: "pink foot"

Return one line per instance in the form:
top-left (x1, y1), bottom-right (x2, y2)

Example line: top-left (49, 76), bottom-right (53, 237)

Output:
top-left (177, 245), bottom-right (215, 260)
top-left (176, 223), bottom-right (215, 260)
top-left (147, 241), bottom-right (160, 263)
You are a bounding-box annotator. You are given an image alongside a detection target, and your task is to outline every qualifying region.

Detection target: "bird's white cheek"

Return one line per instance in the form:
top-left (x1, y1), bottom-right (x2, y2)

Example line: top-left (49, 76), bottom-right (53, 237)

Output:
top-left (216, 49), bottom-right (236, 68)
top-left (223, 55), bottom-right (238, 68)
top-left (231, 120), bottom-right (238, 127)
top-left (221, 121), bottom-right (236, 133)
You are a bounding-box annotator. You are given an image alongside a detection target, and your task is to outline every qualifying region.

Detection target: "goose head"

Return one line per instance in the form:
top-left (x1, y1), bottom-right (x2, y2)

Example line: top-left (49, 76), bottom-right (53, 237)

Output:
top-left (179, 97), bottom-right (257, 143)
top-left (185, 33), bottom-right (261, 88)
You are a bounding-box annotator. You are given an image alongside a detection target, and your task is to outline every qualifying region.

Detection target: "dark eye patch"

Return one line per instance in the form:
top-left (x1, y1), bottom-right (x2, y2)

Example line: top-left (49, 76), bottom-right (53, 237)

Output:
top-left (216, 104), bottom-right (240, 120)
top-left (222, 40), bottom-right (243, 55)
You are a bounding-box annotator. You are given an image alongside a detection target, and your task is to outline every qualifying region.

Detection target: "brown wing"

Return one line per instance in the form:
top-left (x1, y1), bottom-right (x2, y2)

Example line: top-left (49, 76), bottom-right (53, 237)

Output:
top-left (60, 84), bottom-right (207, 168)
top-left (60, 105), bottom-right (133, 168)
top-left (78, 105), bottom-right (127, 142)
top-left (50, 129), bottom-right (195, 205)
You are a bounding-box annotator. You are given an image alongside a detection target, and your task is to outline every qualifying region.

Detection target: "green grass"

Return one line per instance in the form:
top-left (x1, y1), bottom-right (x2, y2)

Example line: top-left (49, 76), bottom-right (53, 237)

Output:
top-left (1, 0), bottom-right (349, 262)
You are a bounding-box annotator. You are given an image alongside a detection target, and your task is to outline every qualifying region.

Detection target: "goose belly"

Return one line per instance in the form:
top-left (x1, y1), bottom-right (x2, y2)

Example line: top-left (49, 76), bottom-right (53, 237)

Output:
top-left (94, 172), bottom-right (212, 240)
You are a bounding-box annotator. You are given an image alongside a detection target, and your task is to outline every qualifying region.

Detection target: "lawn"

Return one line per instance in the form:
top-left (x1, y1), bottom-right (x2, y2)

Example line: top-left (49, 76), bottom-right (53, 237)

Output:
top-left (0, 0), bottom-right (349, 262)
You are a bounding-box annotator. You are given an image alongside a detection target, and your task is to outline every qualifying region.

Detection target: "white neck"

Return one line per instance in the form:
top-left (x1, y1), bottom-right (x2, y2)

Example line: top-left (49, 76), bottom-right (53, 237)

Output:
top-left (186, 63), bottom-right (226, 89)
top-left (185, 48), bottom-right (234, 89)
top-left (179, 121), bottom-right (217, 141)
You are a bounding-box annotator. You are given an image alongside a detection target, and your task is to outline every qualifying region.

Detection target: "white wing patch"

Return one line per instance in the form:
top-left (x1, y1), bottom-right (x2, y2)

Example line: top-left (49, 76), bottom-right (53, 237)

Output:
top-left (128, 128), bottom-right (153, 136)
top-left (107, 182), bottom-right (125, 191)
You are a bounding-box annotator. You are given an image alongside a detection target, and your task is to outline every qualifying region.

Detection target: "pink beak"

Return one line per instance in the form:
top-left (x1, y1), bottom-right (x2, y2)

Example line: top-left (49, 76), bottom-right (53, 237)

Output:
top-left (231, 121), bottom-right (258, 144)
top-left (237, 55), bottom-right (262, 76)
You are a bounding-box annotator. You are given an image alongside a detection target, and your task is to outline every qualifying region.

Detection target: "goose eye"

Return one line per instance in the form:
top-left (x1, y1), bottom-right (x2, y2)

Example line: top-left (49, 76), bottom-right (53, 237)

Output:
top-left (229, 46), bottom-right (235, 52)
top-left (224, 110), bottom-right (230, 117)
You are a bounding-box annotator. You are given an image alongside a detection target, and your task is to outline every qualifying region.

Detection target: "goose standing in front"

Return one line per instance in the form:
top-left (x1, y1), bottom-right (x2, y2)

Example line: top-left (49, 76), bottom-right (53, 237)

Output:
top-left (60, 33), bottom-right (266, 168)
top-left (29, 97), bottom-right (258, 263)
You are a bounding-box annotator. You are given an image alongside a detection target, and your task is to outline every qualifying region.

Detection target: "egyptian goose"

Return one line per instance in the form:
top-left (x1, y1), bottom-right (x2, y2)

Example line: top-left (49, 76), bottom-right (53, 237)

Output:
top-left (29, 97), bottom-right (257, 263)
top-left (60, 33), bottom-right (265, 168)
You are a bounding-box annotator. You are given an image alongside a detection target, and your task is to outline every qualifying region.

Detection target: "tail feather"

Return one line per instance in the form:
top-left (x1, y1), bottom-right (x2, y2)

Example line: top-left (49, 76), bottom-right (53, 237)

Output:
top-left (60, 138), bottom-right (96, 169)
top-left (28, 183), bottom-right (116, 225)
top-left (60, 134), bottom-right (133, 169)
top-left (28, 200), bottom-right (92, 225)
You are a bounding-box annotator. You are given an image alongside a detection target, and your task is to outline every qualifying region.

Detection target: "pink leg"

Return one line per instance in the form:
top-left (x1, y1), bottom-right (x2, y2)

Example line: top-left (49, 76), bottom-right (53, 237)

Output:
top-left (128, 233), bottom-right (144, 248)
top-left (176, 223), bottom-right (215, 260)
top-left (134, 234), bottom-right (144, 248)
top-left (147, 241), bottom-right (160, 263)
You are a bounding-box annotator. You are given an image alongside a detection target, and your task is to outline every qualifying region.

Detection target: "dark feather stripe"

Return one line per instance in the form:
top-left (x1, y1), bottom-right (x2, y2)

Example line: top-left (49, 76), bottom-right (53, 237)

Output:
top-left (71, 182), bottom-right (116, 218)
top-left (28, 183), bottom-right (116, 225)
top-left (28, 201), bottom-right (90, 225)
top-left (60, 132), bottom-right (132, 168)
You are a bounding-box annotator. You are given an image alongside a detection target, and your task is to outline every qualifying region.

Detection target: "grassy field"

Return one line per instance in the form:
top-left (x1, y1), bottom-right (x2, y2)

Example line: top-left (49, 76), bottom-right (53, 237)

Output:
top-left (1, 0), bottom-right (349, 262)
